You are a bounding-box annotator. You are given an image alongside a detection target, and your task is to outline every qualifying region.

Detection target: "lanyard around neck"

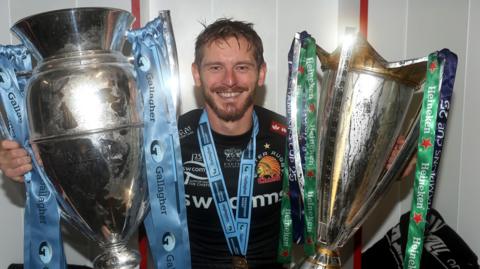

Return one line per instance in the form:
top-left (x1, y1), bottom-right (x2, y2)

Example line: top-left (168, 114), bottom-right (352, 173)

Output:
top-left (197, 109), bottom-right (259, 256)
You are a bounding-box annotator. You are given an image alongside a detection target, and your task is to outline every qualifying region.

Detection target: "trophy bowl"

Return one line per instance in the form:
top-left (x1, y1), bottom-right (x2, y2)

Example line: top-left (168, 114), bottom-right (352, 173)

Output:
top-left (296, 33), bottom-right (427, 269)
top-left (11, 7), bottom-right (147, 268)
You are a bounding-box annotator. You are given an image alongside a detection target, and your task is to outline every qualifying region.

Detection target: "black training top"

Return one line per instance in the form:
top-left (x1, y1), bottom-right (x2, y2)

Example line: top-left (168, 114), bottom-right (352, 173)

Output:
top-left (178, 106), bottom-right (287, 269)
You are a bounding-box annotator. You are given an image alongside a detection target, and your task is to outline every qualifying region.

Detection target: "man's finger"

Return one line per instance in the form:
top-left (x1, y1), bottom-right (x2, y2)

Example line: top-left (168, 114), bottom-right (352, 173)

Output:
top-left (15, 155), bottom-right (32, 166)
top-left (10, 175), bottom-right (25, 183)
top-left (0, 140), bottom-right (21, 150)
top-left (5, 163), bottom-right (32, 178)
top-left (8, 148), bottom-right (29, 159)
top-left (401, 154), bottom-right (417, 178)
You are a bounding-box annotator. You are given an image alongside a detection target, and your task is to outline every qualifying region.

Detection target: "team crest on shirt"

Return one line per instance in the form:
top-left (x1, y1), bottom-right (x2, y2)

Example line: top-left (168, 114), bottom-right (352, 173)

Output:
top-left (256, 143), bottom-right (284, 184)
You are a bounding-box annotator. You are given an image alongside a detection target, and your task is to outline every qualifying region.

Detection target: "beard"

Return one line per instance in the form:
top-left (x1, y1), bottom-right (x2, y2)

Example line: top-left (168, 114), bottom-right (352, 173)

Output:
top-left (203, 85), bottom-right (255, 122)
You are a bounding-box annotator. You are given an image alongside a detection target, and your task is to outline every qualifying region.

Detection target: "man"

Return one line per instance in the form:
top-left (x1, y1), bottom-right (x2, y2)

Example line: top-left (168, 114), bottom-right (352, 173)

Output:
top-left (180, 19), bottom-right (286, 268)
top-left (0, 19), bottom-right (287, 268)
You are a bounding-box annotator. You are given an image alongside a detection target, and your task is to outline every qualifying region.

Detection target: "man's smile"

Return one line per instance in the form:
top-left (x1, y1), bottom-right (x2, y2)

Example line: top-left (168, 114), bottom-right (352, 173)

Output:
top-left (216, 91), bottom-right (242, 98)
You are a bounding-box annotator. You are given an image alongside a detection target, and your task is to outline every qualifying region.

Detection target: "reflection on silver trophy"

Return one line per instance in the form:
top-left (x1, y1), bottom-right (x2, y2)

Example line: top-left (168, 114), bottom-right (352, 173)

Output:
top-left (296, 33), bottom-right (427, 268)
top-left (12, 8), bottom-right (147, 268)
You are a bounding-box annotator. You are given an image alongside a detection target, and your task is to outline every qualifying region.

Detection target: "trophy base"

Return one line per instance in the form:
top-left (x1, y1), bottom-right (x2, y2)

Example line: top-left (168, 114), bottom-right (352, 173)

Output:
top-left (93, 244), bottom-right (140, 269)
top-left (295, 247), bottom-right (341, 269)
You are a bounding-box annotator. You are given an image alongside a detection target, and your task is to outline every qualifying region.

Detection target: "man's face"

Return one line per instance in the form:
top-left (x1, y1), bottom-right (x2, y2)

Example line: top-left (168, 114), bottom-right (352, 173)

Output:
top-left (192, 36), bottom-right (266, 122)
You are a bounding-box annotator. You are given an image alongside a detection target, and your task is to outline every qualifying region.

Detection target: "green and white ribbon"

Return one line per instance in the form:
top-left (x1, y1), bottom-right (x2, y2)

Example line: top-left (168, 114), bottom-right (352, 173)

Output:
top-left (403, 53), bottom-right (442, 269)
top-left (301, 35), bottom-right (318, 255)
top-left (278, 31), bottom-right (318, 262)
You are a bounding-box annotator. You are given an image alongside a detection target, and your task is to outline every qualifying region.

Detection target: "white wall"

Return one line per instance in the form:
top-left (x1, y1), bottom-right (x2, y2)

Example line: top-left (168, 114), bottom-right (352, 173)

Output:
top-left (459, 0), bottom-right (480, 256)
top-left (141, 0), bottom-right (339, 117)
top-left (363, 0), bottom-right (477, 259)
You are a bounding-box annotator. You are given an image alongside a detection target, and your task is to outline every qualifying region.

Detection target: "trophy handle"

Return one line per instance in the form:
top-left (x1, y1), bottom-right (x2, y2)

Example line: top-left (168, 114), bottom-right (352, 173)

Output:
top-left (316, 45), bottom-right (331, 69)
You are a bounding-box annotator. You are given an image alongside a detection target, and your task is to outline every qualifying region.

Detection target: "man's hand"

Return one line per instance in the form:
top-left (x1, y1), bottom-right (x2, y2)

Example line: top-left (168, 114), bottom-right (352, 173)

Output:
top-left (386, 136), bottom-right (417, 179)
top-left (0, 140), bottom-right (32, 182)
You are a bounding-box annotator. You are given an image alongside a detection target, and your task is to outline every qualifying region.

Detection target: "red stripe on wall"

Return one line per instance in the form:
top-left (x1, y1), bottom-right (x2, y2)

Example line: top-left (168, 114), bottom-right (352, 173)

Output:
top-left (139, 226), bottom-right (148, 269)
top-left (355, 2), bottom-right (368, 268)
top-left (132, 1), bottom-right (146, 267)
top-left (354, 3), bottom-right (369, 269)
top-left (131, 0), bottom-right (141, 29)
top-left (132, 2), bottom-right (147, 268)
top-left (354, 228), bottom-right (362, 269)
top-left (359, 0), bottom-right (368, 37)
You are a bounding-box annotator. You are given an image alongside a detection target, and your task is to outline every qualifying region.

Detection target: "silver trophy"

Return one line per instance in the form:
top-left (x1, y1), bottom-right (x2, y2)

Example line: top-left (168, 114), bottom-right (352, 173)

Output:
top-left (296, 33), bottom-right (427, 268)
top-left (12, 8), bottom-right (147, 268)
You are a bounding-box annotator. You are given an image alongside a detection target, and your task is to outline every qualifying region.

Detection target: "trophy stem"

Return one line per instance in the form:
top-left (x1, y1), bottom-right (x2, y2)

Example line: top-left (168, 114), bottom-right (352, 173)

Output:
top-left (295, 246), bottom-right (341, 269)
top-left (93, 243), bottom-right (140, 269)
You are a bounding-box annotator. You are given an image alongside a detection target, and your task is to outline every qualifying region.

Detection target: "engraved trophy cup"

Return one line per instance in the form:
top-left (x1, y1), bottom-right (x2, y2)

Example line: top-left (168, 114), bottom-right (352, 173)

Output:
top-left (296, 33), bottom-right (427, 268)
top-left (11, 8), bottom-right (147, 268)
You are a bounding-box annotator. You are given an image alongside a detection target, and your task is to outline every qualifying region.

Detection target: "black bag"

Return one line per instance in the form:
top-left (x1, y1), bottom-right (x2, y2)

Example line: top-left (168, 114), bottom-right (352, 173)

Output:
top-left (362, 209), bottom-right (479, 269)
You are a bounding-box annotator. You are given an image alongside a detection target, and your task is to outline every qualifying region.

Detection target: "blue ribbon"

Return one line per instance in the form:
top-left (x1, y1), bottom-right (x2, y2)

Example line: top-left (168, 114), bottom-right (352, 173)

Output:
top-left (197, 110), bottom-right (259, 256)
top-left (0, 45), bottom-right (66, 269)
top-left (127, 15), bottom-right (191, 269)
top-left (427, 49), bottom-right (457, 215)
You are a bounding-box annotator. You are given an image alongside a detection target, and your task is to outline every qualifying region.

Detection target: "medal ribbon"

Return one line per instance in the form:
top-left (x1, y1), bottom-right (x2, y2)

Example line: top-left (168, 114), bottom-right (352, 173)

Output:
top-left (278, 31), bottom-right (318, 261)
top-left (285, 32), bottom-right (306, 245)
top-left (0, 45), bottom-right (66, 269)
top-left (426, 49), bottom-right (457, 217)
top-left (277, 146), bottom-right (293, 263)
top-left (301, 35), bottom-right (318, 255)
top-left (128, 15), bottom-right (191, 269)
top-left (403, 50), bottom-right (457, 269)
top-left (197, 110), bottom-right (259, 256)
top-left (279, 33), bottom-right (304, 263)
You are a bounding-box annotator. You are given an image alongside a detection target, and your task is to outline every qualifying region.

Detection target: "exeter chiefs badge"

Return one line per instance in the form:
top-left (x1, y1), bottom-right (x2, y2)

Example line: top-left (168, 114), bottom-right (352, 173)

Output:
top-left (257, 153), bottom-right (282, 184)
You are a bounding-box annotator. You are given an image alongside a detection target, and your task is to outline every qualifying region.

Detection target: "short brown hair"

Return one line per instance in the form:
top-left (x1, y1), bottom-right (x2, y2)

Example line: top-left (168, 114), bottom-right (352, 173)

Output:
top-left (194, 18), bottom-right (264, 68)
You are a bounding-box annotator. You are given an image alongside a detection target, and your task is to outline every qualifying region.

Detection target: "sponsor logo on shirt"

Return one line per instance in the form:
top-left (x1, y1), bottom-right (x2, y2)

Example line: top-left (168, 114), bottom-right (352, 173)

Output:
top-left (186, 191), bottom-right (283, 209)
top-left (178, 125), bottom-right (194, 139)
top-left (183, 153), bottom-right (208, 187)
top-left (270, 120), bottom-right (287, 136)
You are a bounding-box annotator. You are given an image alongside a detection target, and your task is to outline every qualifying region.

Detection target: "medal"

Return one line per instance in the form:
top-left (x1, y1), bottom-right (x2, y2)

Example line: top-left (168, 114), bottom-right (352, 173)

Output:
top-left (232, 256), bottom-right (249, 269)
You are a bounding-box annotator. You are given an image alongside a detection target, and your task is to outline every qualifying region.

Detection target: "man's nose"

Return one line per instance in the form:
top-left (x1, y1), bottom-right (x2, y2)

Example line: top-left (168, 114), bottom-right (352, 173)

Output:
top-left (223, 68), bottom-right (237, 87)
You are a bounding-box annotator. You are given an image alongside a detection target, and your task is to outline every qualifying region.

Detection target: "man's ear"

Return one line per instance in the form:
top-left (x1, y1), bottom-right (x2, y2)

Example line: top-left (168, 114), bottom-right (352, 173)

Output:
top-left (257, 63), bottom-right (267, 87)
top-left (191, 63), bottom-right (202, 87)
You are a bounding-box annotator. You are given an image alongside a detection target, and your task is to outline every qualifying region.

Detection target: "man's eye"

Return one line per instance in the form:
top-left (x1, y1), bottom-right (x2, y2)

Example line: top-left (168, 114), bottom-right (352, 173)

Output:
top-left (236, 65), bottom-right (251, 72)
top-left (209, 65), bottom-right (222, 71)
